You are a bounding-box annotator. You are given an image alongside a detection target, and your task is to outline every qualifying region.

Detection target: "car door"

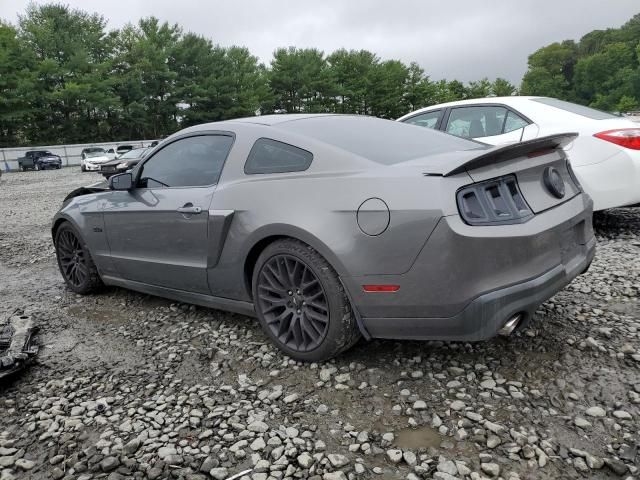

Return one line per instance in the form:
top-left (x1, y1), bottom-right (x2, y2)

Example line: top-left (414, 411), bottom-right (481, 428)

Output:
top-left (444, 105), bottom-right (534, 146)
top-left (103, 133), bottom-right (234, 294)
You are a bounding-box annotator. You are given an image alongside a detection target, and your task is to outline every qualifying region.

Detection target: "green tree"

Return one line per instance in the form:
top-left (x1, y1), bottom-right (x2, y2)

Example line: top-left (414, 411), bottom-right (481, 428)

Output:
top-left (573, 42), bottom-right (636, 105)
top-left (520, 41), bottom-right (577, 98)
top-left (404, 62), bottom-right (437, 111)
top-left (0, 22), bottom-right (33, 147)
top-left (269, 47), bottom-right (334, 113)
top-left (368, 60), bottom-right (409, 118)
top-left (18, 3), bottom-right (118, 143)
top-left (491, 78), bottom-right (517, 97)
top-left (465, 78), bottom-right (492, 99)
top-left (326, 49), bottom-right (378, 114)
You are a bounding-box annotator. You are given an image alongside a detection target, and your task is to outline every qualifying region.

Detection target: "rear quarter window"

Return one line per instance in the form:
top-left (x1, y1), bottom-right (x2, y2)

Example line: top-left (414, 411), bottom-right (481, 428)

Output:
top-left (245, 138), bottom-right (313, 174)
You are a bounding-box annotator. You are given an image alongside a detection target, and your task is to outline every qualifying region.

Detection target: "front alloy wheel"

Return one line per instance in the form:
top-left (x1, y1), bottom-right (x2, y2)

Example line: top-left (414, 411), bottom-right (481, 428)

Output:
top-left (55, 223), bottom-right (103, 294)
top-left (253, 239), bottom-right (361, 361)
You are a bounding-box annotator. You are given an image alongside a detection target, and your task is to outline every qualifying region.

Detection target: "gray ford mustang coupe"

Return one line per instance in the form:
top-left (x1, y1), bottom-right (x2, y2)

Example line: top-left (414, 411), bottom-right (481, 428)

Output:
top-left (52, 114), bottom-right (595, 361)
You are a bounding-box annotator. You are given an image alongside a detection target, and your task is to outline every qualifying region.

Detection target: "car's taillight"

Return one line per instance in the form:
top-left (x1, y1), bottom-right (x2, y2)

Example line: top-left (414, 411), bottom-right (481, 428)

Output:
top-left (456, 175), bottom-right (533, 226)
top-left (593, 129), bottom-right (640, 150)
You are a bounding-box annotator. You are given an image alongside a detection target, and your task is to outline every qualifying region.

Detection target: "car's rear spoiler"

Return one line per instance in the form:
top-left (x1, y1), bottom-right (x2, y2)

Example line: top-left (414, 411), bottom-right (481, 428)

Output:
top-left (442, 132), bottom-right (578, 177)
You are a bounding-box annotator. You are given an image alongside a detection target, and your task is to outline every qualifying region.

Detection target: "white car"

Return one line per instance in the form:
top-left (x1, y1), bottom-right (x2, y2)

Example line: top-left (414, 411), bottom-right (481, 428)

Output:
top-left (397, 96), bottom-right (640, 211)
top-left (81, 151), bottom-right (113, 172)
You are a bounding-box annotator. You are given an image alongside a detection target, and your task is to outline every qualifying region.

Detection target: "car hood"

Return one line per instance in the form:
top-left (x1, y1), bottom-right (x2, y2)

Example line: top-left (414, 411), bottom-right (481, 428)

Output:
top-left (62, 181), bottom-right (109, 203)
top-left (85, 156), bottom-right (111, 163)
top-left (101, 158), bottom-right (122, 166)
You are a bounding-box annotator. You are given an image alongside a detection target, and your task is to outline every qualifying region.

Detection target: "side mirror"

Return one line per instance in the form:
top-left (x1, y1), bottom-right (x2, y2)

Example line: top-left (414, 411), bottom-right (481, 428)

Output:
top-left (109, 172), bottom-right (133, 191)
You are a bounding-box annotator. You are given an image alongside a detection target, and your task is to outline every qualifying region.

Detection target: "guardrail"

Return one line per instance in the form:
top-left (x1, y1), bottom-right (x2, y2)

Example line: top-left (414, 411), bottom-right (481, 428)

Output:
top-left (0, 139), bottom-right (159, 172)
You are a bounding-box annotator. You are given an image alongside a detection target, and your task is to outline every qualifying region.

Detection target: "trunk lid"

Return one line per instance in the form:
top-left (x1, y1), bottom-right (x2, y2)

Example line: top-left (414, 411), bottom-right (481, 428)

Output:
top-left (414, 133), bottom-right (581, 214)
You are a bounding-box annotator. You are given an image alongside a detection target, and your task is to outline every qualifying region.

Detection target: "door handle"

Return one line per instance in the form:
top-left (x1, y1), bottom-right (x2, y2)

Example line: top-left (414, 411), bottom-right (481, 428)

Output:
top-left (177, 204), bottom-right (202, 214)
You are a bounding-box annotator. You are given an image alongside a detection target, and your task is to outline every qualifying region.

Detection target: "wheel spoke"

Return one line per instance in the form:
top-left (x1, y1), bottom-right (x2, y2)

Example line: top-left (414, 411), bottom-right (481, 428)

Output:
top-left (264, 265), bottom-right (286, 290)
top-left (306, 309), bottom-right (328, 324)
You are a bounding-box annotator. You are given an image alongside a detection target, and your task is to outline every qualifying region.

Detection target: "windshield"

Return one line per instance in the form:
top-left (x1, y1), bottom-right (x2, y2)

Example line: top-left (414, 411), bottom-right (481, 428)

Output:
top-left (120, 148), bottom-right (148, 159)
top-left (86, 151), bottom-right (106, 158)
top-left (277, 115), bottom-right (484, 165)
top-left (531, 98), bottom-right (619, 120)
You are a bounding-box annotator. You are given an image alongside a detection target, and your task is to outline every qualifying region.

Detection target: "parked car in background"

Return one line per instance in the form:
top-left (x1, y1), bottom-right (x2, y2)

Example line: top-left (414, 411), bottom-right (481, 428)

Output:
top-left (81, 146), bottom-right (117, 161)
top-left (18, 151), bottom-right (62, 171)
top-left (398, 96), bottom-right (640, 211)
top-left (80, 151), bottom-right (112, 172)
top-left (52, 114), bottom-right (594, 361)
top-left (100, 147), bottom-right (149, 178)
top-left (116, 145), bottom-right (134, 155)
top-left (81, 147), bottom-right (106, 160)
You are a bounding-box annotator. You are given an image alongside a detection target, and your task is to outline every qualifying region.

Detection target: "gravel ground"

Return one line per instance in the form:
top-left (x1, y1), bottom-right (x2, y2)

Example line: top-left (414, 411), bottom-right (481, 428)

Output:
top-left (0, 168), bottom-right (639, 480)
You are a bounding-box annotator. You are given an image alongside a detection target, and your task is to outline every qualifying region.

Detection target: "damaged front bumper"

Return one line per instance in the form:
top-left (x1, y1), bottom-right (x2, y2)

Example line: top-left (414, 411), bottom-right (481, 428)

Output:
top-left (0, 313), bottom-right (39, 380)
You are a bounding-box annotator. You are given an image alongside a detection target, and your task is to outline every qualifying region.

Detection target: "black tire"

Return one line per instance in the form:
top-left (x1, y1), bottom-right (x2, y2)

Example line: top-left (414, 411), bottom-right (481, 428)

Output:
top-left (252, 239), bottom-right (361, 362)
top-left (81, 164), bottom-right (86, 172)
top-left (54, 222), bottom-right (103, 294)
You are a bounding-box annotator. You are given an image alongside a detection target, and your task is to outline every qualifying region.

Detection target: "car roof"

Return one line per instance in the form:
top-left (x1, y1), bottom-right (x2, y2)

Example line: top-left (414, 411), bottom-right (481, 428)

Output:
top-left (397, 96), bottom-right (544, 119)
top-left (172, 114), bottom-right (484, 168)
top-left (227, 113), bottom-right (339, 126)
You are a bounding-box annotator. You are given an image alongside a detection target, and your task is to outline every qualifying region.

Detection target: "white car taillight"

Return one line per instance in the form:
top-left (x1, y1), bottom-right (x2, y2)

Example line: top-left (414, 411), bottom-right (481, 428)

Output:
top-left (594, 129), bottom-right (640, 150)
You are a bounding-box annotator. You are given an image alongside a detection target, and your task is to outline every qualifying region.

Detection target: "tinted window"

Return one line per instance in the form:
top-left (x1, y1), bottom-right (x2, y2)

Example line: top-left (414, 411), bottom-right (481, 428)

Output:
top-left (245, 138), bottom-right (313, 174)
top-left (276, 116), bottom-right (483, 165)
top-left (504, 110), bottom-right (529, 133)
top-left (139, 135), bottom-right (233, 188)
top-left (120, 148), bottom-right (149, 159)
top-left (402, 110), bottom-right (441, 129)
top-left (446, 106), bottom-right (507, 138)
top-left (531, 98), bottom-right (618, 120)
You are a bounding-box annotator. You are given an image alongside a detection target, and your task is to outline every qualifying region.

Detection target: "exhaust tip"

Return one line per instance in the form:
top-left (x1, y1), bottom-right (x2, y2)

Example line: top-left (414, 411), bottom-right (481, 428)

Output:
top-left (498, 313), bottom-right (523, 337)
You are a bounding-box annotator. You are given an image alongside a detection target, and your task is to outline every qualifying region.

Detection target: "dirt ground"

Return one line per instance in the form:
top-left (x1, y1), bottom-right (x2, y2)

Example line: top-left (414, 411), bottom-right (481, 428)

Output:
top-left (0, 168), bottom-right (638, 480)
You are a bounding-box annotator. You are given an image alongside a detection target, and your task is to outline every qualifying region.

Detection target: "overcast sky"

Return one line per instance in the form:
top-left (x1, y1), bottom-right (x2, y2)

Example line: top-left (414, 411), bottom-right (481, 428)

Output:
top-left (1, 0), bottom-right (639, 83)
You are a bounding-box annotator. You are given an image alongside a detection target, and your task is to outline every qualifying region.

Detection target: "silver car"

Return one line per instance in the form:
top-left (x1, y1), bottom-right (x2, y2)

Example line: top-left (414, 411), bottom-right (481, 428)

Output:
top-left (52, 114), bottom-right (596, 361)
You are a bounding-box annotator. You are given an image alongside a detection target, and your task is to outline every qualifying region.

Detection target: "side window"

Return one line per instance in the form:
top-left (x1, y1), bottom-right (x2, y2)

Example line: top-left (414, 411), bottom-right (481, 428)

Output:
top-left (245, 138), bottom-right (313, 174)
top-left (139, 135), bottom-right (233, 188)
top-left (402, 110), bottom-right (442, 129)
top-left (446, 106), bottom-right (508, 138)
top-left (504, 110), bottom-right (529, 134)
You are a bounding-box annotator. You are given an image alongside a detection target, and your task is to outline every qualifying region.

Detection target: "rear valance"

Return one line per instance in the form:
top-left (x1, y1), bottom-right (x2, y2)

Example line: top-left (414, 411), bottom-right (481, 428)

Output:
top-left (442, 133), bottom-right (578, 177)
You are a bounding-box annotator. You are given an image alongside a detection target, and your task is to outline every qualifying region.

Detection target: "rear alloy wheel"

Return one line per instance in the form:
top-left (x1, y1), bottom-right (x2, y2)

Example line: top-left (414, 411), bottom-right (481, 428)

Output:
top-left (55, 223), bottom-right (103, 294)
top-left (253, 239), bottom-right (361, 361)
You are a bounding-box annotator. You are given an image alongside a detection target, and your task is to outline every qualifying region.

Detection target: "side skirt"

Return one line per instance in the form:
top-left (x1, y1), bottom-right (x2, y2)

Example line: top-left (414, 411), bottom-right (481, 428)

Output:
top-left (102, 275), bottom-right (256, 317)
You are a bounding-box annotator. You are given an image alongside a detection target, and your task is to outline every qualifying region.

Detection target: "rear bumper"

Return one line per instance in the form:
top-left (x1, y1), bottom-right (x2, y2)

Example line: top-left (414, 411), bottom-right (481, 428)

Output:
top-left (360, 244), bottom-right (594, 340)
top-left (343, 193), bottom-right (595, 341)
